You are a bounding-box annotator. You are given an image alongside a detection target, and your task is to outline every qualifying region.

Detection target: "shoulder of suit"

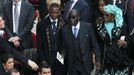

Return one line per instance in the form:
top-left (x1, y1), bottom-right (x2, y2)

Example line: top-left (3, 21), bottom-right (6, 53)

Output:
top-left (80, 22), bottom-right (92, 26)
top-left (23, 1), bottom-right (33, 7)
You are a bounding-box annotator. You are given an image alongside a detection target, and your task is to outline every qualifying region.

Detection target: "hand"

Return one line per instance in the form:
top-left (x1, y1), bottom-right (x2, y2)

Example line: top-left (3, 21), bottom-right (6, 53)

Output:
top-left (9, 36), bottom-right (20, 43)
top-left (95, 62), bottom-right (101, 71)
top-left (117, 40), bottom-right (127, 47)
top-left (28, 60), bottom-right (39, 71)
top-left (13, 40), bottom-right (20, 47)
top-left (9, 36), bottom-right (20, 47)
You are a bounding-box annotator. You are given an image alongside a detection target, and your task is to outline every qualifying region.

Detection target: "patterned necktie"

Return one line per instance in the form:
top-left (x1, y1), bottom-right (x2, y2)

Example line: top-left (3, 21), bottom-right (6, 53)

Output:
top-left (73, 27), bottom-right (77, 38)
top-left (14, 3), bottom-right (19, 34)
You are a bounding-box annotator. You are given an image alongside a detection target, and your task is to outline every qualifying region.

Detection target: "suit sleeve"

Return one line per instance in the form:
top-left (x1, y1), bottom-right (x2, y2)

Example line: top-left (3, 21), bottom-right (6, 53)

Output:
top-left (0, 37), bottom-right (28, 64)
top-left (88, 24), bottom-right (101, 63)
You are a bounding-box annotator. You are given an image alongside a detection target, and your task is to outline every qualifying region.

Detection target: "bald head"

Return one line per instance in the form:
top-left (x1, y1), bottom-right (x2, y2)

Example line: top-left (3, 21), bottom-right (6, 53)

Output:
top-left (70, 9), bottom-right (80, 18)
top-left (69, 9), bottom-right (80, 26)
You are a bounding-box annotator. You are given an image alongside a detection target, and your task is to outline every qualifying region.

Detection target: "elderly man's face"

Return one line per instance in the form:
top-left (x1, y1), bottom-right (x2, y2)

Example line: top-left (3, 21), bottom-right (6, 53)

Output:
top-left (70, 10), bottom-right (80, 26)
top-left (0, 16), bottom-right (5, 29)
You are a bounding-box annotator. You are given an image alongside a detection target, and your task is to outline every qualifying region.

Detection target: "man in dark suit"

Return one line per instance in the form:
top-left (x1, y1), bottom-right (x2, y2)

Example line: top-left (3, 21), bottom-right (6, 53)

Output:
top-left (0, 13), bottom-right (38, 75)
top-left (2, 0), bottom-right (34, 51)
top-left (62, 9), bottom-right (101, 75)
top-left (62, 0), bottom-right (92, 23)
top-left (37, 3), bottom-right (66, 75)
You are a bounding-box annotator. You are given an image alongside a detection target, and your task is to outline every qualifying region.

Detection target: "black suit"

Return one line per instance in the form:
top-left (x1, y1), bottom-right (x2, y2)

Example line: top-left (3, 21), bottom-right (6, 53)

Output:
top-left (62, 22), bottom-right (101, 75)
top-left (62, 0), bottom-right (92, 23)
top-left (2, 0), bottom-right (34, 50)
top-left (37, 17), bottom-right (66, 75)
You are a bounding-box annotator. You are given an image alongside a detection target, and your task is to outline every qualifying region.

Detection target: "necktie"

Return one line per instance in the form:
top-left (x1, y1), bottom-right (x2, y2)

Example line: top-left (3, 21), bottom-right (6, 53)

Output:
top-left (51, 21), bottom-right (56, 34)
top-left (14, 3), bottom-right (19, 34)
top-left (73, 27), bottom-right (77, 38)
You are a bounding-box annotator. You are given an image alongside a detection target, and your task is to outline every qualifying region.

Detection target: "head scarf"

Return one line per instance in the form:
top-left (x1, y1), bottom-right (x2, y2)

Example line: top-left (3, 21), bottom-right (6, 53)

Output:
top-left (103, 4), bottom-right (123, 27)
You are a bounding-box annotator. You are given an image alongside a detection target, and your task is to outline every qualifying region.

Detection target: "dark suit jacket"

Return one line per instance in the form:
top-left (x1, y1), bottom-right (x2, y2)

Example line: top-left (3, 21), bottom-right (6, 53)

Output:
top-left (62, 0), bottom-right (92, 23)
top-left (2, 0), bottom-right (34, 49)
top-left (0, 29), bottom-right (29, 75)
top-left (36, 16), bottom-right (65, 66)
top-left (62, 22), bottom-right (101, 74)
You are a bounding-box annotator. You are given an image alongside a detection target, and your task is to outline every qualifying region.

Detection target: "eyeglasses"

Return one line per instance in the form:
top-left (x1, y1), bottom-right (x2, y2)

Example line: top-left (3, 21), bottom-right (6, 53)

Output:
top-left (104, 13), bottom-right (110, 17)
top-left (70, 16), bottom-right (77, 19)
top-left (103, 12), bottom-right (113, 17)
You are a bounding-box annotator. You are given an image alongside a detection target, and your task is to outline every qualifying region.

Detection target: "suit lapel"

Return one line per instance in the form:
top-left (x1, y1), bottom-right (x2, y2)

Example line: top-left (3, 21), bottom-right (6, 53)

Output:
top-left (79, 22), bottom-right (85, 55)
top-left (18, 1), bottom-right (25, 31)
top-left (66, 25), bottom-right (74, 48)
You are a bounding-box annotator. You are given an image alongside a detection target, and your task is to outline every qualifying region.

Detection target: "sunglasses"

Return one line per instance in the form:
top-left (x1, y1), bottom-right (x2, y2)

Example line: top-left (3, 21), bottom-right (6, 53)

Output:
top-left (70, 16), bottom-right (77, 19)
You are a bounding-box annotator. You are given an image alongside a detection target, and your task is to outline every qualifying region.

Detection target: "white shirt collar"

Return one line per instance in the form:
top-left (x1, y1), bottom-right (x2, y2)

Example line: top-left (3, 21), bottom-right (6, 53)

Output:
top-left (72, 21), bottom-right (80, 30)
top-left (50, 17), bottom-right (58, 23)
top-left (50, 17), bottom-right (58, 27)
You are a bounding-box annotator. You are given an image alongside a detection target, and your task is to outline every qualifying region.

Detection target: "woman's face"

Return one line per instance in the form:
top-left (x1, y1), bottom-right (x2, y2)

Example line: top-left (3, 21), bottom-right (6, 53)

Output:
top-left (98, 1), bottom-right (105, 12)
top-left (103, 12), bottom-right (114, 22)
top-left (3, 58), bottom-right (14, 71)
top-left (0, 16), bottom-right (5, 29)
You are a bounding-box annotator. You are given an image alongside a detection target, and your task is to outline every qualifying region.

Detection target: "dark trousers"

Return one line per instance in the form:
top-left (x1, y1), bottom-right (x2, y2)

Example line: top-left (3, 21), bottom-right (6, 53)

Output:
top-left (52, 59), bottom-right (66, 75)
top-left (70, 68), bottom-right (89, 75)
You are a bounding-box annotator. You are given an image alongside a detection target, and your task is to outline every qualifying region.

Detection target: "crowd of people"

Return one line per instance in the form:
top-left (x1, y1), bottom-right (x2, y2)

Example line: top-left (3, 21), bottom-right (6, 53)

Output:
top-left (0, 0), bottom-right (134, 75)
